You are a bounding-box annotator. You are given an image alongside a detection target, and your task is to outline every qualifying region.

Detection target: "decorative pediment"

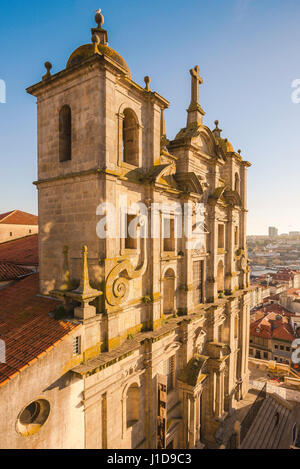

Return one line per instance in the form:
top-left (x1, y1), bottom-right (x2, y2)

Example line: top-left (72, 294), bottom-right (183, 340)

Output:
top-left (142, 163), bottom-right (176, 184)
top-left (170, 124), bottom-right (223, 160)
top-left (174, 172), bottom-right (204, 195)
top-left (223, 189), bottom-right (242, 207)
top-left (208, 186), bottom-right (226, 204)
top-left (177, 354), bottom-right (209, 387)
top-left (208, 186), bottom-right (242, 207)
top-left (205, 342), bottom-right (231, 359)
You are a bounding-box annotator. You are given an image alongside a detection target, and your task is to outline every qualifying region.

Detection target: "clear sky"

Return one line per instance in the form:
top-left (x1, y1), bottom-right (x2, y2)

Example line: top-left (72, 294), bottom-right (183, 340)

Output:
top-left (1, 0), bottom-right (300, 235)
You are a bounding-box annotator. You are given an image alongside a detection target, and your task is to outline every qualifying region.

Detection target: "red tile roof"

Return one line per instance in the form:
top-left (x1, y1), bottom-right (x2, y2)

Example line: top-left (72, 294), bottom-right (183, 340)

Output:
top-left (250, 310), bottom-right (295, 342)
top-left (0, 234), bottom-right (38, 266)
top-left (0, 273), bottom-right (79, 387)
top-left (0, 262), bottom-right (33, 282)
top-left (0, 211), bottom-right (14, 222)
top-left (260, 303), bottom-right (293, 316)
top-left (272, 268), bottom-right (300, 282)
top-left (0, 210), bottom-right (38, 225)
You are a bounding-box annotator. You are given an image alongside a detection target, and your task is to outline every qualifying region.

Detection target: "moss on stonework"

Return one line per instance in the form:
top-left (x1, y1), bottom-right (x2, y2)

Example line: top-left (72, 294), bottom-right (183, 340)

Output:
top-left (52, 305), bottom-right (73, 320)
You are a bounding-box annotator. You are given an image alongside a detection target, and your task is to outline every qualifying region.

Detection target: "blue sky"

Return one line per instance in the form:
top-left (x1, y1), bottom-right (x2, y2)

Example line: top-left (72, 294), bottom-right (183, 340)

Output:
top-left (1, 0), bottom-right (300, 235)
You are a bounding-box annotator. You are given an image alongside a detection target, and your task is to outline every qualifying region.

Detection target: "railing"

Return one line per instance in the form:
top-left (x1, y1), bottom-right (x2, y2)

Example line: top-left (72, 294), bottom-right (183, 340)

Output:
top-left (240, 382), bottom-right (267, 443)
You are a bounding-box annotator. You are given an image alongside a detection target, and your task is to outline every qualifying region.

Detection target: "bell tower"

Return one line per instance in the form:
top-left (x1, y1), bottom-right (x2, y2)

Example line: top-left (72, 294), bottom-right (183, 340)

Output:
top-left (27, 10), bottom-right (168, 323)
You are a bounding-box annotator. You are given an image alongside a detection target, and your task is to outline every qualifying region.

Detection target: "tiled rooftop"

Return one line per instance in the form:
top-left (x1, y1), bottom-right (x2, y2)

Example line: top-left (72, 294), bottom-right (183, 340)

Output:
top-left (241, 394), bottom-right (295, 449)
top-left (250, 311), bottom-right (295, 342)
top-left (0, 210), bottom-right (38, 225)
top-left (0, 273), bottom-right (79, 387)
top-left (0, 234), bottom-right (38, 266)
top-left (0, 262), bottom-right (33, 282)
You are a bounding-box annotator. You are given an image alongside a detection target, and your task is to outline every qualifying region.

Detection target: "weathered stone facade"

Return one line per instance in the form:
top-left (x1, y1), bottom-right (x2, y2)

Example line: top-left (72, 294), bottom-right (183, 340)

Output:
top-left (22, 11), bottom-right (253, 448)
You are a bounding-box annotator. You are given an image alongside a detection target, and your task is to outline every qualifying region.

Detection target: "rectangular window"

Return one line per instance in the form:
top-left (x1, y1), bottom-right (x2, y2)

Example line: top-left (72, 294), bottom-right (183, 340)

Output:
top-left (73, 336), bottom-right (81, 355)
top-left (280, 346), bottom-right (284, 351)
top-left (218, 224), bottom-right (225, 249)
top-left (274, 345), bottom-right (278, 349)
top-left (193, 260), bottom-right (203, 305)
top-left (163, 218), bottom-right (175, 252)
top-left (164, 355), bottom-right (175, 392)
top-left (234, 316), bottom-right (239, 339)
top-left (125, 214), bottom-right (137, 250)
top-left (234, 226), bottom-right (239, 246)
top-left (264, 352), bottom-right (268, 359)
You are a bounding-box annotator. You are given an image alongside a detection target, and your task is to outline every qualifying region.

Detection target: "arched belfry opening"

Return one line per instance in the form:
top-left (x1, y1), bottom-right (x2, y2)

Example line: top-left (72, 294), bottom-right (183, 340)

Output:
top-left (122, 108), bottom-right (139, 166)
top-left (59, 105), bottom-right (72, 162)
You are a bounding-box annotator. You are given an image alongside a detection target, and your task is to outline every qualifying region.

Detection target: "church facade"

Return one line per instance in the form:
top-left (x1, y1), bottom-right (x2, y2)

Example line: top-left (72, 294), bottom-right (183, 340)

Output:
top-left (0, 10), bottom-right (252, 449)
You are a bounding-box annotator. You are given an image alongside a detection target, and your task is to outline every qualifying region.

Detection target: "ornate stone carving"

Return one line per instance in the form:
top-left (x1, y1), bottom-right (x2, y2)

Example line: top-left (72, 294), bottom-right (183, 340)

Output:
top-left (105, 216), bottom-right (148, 306)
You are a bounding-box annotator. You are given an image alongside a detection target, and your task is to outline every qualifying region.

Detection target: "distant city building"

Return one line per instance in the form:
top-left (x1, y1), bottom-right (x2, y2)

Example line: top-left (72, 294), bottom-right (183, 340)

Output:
top-left (268, 226), bottom-right (278, 238)
top-left (0, 210), bottom-right (38, 243)
top-left (289, 231), bottom-right (300, 237)
top-left (272, 268), bottom-right (300, 289)
top-left (249, 306), bottom-right (298, 364)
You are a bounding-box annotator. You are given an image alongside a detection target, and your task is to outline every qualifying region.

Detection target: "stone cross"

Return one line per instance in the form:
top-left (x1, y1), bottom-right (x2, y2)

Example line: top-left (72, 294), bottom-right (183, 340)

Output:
top-left (190, 65), bottom-right (203, 105)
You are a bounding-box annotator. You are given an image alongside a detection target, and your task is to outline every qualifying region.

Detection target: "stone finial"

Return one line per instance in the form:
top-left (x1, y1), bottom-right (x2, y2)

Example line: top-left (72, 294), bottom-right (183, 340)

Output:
top-left (42, 61), bottom-right (52, 81)
top-left (74, 245), bottom-right (94, 297)
top-left (238, 149), bottom-right (242, 155)
top-left (144, 76), bottom-right (151, 92)
top-left (160, 108), bottom-right (169, 151)
top-left (212, 119), bottom-right (222, 138)
top-left (187, 65), bottom-right (205, 126)
top-left (91, 9), bottom-right (108, 45)
top-left (65, 245), bottom-right (102, 320)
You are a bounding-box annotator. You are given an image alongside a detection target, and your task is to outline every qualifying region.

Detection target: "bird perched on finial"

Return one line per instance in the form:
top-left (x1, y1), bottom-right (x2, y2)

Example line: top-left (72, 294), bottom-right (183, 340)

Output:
top-left (95, 9), bottom-right (104, 28)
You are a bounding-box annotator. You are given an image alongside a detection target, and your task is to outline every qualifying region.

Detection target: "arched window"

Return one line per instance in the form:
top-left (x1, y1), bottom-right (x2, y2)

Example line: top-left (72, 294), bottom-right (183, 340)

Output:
top-left (59, 105), bottom-right (72, 162)
top-left (126, 383), bottom-right (139, 427)
top-left (122, 109), bottom-right (139, 166)
top-left (163, 269), bottom-right (175, 315)
top-left (234, 173), bottom-right (240, 194)
top-left (217, 260), bottom-right (224, 292)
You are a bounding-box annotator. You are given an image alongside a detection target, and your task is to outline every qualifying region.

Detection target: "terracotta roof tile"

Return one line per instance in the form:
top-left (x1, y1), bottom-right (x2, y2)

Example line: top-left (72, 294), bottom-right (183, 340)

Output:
top-left (0, 210), bottom-right (38, 225)
top-left (0, 273), bottom-right (79, 387)
top-left (0, 262), bottom-right (33, 281)
top-left (250, 308), bottom-right (296, 342)
top-left (0, 211), bottom-right (14, 222)
top-left (0, 234), bottom-right (38, 265)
